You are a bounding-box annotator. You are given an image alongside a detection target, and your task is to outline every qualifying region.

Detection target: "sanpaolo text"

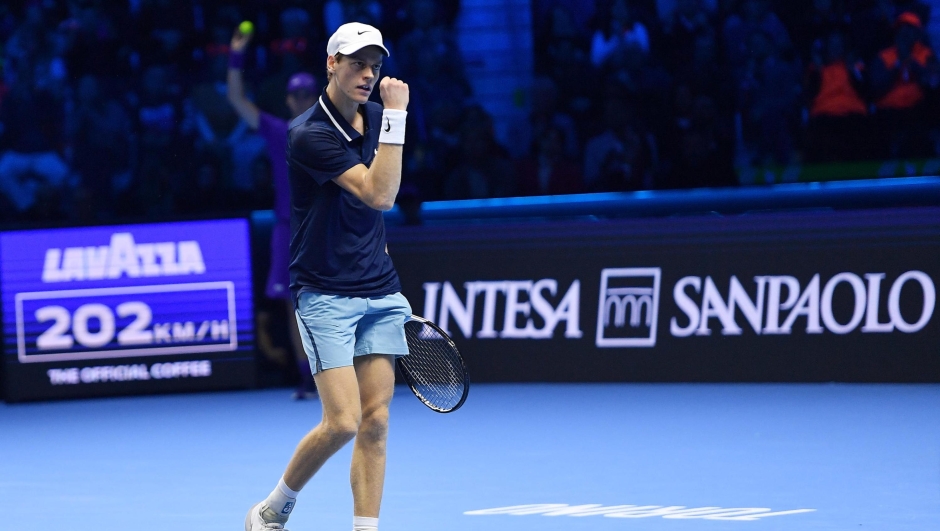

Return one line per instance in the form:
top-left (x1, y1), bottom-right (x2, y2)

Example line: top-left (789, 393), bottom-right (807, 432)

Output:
top-left (671, 271), bottom-right (935, 336)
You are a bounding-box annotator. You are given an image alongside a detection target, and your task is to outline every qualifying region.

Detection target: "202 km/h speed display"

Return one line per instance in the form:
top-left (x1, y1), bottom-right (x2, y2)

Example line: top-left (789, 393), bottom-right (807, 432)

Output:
top-left (16, 283), bottom-right (237, 363)
top-left (1, 219), bottom-right (256, 402)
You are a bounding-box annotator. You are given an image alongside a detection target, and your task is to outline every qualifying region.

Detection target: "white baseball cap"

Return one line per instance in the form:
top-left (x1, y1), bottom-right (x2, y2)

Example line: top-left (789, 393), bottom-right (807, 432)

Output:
top-left (327, 22), bottom-right (389, 57)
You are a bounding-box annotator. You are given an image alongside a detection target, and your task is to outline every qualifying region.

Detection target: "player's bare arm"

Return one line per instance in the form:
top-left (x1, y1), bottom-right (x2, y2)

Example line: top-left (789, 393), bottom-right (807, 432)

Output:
top-left (333, 77), bottom-right (409, 211)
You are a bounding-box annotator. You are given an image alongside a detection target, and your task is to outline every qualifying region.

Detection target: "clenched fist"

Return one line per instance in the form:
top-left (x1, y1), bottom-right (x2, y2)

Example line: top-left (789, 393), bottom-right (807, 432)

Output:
top-left (379, 77), bottom-right (409, 111)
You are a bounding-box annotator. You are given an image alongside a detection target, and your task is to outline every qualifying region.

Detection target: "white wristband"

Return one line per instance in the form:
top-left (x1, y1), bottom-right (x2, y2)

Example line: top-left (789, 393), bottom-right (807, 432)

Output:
top-left (379, 109), bottom-right (407, 145)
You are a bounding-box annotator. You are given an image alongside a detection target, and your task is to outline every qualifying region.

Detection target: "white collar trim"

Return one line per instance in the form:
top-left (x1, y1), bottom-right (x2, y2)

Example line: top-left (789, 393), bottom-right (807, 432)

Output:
top-left (319, 96), bottom-right (352, 142)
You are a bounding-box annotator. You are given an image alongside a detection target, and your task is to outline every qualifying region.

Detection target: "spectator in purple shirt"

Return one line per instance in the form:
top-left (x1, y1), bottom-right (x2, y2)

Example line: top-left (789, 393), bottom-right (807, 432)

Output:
top-left (227, 25), bottom-right (319, 400)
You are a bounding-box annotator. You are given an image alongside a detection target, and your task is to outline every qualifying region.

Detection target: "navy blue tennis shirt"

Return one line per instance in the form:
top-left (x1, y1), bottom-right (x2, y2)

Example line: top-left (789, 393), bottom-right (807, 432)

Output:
top-left (286, 89), bottom-right (401, 298)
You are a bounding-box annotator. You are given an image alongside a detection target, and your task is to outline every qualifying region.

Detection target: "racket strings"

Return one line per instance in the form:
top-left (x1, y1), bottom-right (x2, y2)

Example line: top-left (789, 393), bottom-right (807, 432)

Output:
top-left (402, 322), bottom-right (466, 410)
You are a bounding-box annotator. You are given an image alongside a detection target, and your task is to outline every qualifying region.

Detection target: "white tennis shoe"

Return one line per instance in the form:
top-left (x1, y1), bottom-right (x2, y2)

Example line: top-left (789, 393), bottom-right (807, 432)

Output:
top-left (245, 502), bottom-right (289, 531)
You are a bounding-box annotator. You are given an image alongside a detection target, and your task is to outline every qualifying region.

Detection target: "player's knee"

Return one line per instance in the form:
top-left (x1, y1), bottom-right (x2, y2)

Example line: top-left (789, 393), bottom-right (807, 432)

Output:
top-left (358, 405), bottom-right (389, 443)
top-left (324, 412), bottom-right (361, 442)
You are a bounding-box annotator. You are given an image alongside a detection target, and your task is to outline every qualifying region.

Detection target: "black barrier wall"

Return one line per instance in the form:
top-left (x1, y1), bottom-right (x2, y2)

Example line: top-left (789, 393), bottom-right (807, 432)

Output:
top-left (387, 207), bottom-right (940, 383)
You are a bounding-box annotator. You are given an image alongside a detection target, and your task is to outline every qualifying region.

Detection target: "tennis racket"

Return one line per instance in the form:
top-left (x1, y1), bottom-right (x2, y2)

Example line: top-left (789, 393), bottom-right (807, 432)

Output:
top-left (398, 315), bottom-right (469, 413)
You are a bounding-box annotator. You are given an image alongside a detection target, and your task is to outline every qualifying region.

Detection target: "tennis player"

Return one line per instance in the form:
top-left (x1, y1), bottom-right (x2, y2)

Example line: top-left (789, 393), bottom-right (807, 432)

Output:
top-left (227, 26), bottom-right (318, 399)
top-left (245, 22), bottom-right (411, 531)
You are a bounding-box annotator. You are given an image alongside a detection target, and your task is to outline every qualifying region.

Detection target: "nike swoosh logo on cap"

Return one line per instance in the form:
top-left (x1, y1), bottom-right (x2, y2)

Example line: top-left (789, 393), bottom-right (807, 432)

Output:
top-left (357, 30), bottom-right (370, 35)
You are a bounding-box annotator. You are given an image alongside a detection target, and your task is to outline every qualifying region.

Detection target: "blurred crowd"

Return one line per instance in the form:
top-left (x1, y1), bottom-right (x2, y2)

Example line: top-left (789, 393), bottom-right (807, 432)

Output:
top-left (0, 0), bottom-right (464, 224)
top-left (1, 0), bottom-right (940, 225)
top-left (533, 0), bottom-right (940, 191)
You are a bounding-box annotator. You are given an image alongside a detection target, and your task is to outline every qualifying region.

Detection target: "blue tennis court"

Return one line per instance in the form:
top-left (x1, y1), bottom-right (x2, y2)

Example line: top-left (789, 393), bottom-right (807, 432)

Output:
top-left (2, 383), bottom-right (938, 531)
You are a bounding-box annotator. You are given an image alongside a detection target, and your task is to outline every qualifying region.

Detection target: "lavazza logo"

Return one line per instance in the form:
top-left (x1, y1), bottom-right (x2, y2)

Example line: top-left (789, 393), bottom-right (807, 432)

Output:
top-left (41, 233), bottom-right (207, 283)
top-left (596, 267), bottom-right (936, 347)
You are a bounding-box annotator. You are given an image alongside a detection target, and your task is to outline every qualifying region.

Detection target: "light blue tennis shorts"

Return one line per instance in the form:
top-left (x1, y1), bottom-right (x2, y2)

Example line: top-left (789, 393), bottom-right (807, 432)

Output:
top-left (293, 291), bottom-right (412, 374)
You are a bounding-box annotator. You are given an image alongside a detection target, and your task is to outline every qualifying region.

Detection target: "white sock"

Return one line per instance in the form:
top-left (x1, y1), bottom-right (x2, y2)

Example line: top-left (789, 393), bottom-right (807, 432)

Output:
top-left (353, 515), bottom-right (378, 530)
top-left (261, 477), bottom-right (299, 523)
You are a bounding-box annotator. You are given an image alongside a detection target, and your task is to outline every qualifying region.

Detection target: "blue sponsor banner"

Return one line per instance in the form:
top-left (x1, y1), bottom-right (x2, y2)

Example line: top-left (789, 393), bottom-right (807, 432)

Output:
top-left (1, 219), bottom-right (255, 401)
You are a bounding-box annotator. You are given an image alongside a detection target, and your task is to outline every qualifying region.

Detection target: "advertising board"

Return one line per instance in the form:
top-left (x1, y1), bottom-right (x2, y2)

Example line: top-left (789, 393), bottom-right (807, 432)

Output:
top-left (389, 208), bottom-right (940, 382)
top-left (1, 219), bottom-right (255, 401)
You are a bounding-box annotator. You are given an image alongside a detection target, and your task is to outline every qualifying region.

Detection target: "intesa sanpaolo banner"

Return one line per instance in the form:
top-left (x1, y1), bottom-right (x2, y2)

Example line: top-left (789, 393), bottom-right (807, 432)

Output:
top-left (387, 207), bottom-right (940, 382)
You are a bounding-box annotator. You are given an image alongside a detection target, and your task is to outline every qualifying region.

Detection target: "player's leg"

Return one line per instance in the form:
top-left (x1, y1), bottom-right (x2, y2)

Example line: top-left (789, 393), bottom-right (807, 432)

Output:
top-left (246, 293), bottom-right (367, 530)
top-left (346, 292), bottom-right (411, 528)
top-left (286, 366), bottom-right (363, 487)
top-left (349, 354), bottom-right (396, 518)
top-left (283, 292), bottom-right (368, 488)
top-left (247, 366), bottom-right (362, 529)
